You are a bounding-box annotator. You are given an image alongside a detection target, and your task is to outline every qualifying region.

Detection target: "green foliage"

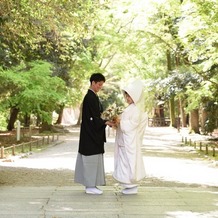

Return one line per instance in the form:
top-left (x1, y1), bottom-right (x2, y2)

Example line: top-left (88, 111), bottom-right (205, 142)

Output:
top-left (0, 0), bottom-right (217, 131)
top-left (0, 111), bottom-right (8, 131)
top-left (0, 0), bottom-right (100, 68)
top-left (100, 79), bottom-right (125, 110)
top-left (0, 61), bottom-right (67, 123)
top-left (0, 0), bottom-right (102, 114)
top-left (186, 80), bottom-right (215, 111)
top-left (179, 0), bottom-right (218, 73)
top-left (204, 101), bottom-right (218, 133)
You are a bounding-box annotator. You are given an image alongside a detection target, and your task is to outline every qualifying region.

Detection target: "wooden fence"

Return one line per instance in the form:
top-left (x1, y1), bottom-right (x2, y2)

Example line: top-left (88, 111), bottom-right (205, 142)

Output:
top-left (1, 134), bottom-right (59, 159)
top-left (182, 136), bottom-right (217, 157)
top-left (148, 118), bottom-right (170, 127)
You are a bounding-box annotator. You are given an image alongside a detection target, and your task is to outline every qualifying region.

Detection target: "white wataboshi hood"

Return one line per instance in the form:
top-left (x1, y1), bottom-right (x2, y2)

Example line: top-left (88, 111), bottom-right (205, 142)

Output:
top-left (122, 80), bottom-right (144, 104)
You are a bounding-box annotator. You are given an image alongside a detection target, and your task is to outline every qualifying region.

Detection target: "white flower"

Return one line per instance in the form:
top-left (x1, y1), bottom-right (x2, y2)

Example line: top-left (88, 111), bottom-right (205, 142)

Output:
top-left (101, 103), bottom-right (123, 122)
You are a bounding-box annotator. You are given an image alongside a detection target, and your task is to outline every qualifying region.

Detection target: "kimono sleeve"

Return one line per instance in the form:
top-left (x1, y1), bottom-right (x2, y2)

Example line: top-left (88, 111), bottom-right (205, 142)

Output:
top-left (120, 106), bottom-right (141, 133)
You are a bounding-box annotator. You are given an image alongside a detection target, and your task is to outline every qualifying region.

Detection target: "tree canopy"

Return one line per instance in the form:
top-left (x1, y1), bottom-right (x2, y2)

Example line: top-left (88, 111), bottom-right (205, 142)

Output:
top-left (0, 0), bottom-right (217, 133)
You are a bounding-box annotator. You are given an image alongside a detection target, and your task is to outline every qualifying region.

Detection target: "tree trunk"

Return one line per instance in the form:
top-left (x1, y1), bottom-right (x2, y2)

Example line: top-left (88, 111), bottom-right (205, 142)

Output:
top-left (40, 122), bottom-right (52, 132)
top-left (201, 106), bottom-right (207, 134)
top-left (166, 50), bottom-right (172, 71)
top-left (24, 114), bottom-right (30, 127)
top-left (39, 113), bottom-right (53, 132)
top-left (55, 107), bottom-right (64, 125)
top-left (179, 98), bottom-right (187, 127)
top-left (7, 107), bottom-right (19, 131)
top-left (190, 109), bottom-right (200, 133)
top-left (36, 114), bottom-right (41, 127)
top-left (76, 103), bottom-right (82, 126)
top-left (166, 50), bottom-right (176, 127)
top-left (169, 96), bottom-right (176, 127)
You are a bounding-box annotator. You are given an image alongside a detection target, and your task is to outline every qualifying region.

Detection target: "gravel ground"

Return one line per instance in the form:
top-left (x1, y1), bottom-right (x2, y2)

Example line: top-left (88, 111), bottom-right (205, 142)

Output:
top-left (0, 126), bottom-right (217, 188)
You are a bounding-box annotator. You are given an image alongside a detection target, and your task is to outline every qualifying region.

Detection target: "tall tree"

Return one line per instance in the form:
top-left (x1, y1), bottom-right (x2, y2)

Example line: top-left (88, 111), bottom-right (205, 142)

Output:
top-left (0, 61), bottom-right (67, 130)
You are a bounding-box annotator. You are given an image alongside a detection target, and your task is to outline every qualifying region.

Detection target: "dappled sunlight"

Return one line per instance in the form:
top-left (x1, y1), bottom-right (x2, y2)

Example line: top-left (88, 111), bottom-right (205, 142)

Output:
top-left (0, 126), bottom-right (217, 188)
top-left (0, 157), bottom-right (76, 170)
top-left (64, 137), bottom-right (80, 141)
top-left (29, 201), bottom-right (44, 205)
top-left (166, 210), bottom-right (218, 218)
top-left (143, 136), bottom-right (182, 143)
top-left (50, 152), bottom-right (74, 157)
top-left (144, 156), bottom-right (218, 187)
top-left (0, 127), bottom-right (218, 218)
top-left (142, 140), bottom-right (183, 150)
top-left (54, 207), bottom-right (74, 212)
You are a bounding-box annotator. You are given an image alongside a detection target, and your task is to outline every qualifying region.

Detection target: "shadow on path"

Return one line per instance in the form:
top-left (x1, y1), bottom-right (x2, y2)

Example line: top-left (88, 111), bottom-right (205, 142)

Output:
top-left (0, 126), bottom-right (217, 188)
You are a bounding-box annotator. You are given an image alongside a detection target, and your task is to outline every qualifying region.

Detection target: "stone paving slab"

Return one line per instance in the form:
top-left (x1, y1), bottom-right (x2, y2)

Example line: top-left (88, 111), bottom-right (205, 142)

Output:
top-left (0, 186), bottom-right (218, 218)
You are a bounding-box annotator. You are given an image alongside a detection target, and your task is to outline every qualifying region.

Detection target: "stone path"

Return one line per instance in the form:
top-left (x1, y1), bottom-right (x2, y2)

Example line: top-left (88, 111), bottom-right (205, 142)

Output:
top-left (0, 186), bottom-right (218, 218)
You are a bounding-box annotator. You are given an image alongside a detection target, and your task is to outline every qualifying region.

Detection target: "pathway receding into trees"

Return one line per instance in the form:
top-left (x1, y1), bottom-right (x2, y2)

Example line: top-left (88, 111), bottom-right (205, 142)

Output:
top-left (0, 126), bottom-right (217, 187)
top-left (0, 126), bottom-right (217, 217)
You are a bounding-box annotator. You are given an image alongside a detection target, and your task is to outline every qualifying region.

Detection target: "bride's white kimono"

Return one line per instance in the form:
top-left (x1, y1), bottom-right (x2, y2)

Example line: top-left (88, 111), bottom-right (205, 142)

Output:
top-left (113, 80), bottom-right (146, 184)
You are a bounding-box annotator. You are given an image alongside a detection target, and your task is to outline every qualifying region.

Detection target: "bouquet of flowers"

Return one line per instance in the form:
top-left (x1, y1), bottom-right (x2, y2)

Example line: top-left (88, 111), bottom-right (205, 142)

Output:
top-left (101, 103), bottom-right (123, 124)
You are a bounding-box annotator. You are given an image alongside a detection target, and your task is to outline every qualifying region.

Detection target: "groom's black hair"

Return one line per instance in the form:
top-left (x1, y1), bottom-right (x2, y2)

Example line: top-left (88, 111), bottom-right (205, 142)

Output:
top-left (90, 73), bottom-right (105, 83)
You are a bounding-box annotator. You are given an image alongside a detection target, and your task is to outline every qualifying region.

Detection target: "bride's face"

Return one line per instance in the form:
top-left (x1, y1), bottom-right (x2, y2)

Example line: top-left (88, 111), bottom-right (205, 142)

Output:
top-left (124, 92), bottom-right (133, 104)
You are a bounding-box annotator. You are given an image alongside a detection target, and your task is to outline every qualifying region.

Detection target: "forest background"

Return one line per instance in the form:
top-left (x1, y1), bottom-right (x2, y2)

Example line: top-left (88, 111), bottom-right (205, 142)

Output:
top-left (0, 0), bottom-right (217, 135)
